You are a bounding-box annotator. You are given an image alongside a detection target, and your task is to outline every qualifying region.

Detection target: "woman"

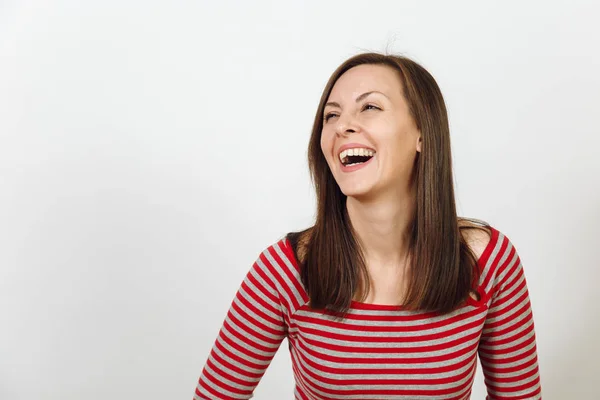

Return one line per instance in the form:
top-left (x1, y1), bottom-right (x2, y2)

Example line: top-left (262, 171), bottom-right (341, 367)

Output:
top-left (194, 53), bottom-right (541, 399)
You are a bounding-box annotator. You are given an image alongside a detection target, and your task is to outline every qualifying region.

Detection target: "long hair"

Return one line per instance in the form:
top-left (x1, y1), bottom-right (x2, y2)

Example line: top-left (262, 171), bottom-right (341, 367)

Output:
top-left (286, 52), bottom-right (489, 317)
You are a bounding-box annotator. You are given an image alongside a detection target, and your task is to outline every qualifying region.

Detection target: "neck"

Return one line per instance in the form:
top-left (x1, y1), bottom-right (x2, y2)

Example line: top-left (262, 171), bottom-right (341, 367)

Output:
top-left (346, 187), bottom-right (415, 268)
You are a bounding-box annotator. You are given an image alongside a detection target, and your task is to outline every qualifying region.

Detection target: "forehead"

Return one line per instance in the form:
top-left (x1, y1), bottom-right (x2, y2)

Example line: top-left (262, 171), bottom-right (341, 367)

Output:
top-left (328, 64), bottom-right (402, 101)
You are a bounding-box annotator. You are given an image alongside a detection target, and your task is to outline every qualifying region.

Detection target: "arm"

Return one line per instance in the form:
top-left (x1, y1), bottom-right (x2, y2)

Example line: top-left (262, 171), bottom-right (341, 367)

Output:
top-left (194, 249), bottom-right (288, 400)
top-left (478, 234), bottom-right (542, 399)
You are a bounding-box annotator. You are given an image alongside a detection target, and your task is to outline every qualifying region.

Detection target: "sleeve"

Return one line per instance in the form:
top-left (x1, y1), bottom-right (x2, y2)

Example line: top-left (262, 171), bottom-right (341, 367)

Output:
top-left (478, 233), bottom-right (542, 399)
top-left (194, 248), bottom-right (289, 400)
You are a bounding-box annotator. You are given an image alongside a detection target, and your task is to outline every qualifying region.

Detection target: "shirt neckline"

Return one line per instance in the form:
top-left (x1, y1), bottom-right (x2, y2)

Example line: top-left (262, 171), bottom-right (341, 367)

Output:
top-left (283, 225), bottom-right (499, 311)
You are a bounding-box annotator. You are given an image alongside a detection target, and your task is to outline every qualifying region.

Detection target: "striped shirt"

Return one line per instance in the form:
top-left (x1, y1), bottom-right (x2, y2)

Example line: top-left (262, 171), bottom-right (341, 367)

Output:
top-left (195, 226), bottom-right (541, 399)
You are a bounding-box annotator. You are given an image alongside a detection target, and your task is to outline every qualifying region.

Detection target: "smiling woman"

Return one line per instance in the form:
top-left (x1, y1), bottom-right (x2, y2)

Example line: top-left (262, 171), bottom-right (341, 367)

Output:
top-left (194, 53), bottom-right (542, 399)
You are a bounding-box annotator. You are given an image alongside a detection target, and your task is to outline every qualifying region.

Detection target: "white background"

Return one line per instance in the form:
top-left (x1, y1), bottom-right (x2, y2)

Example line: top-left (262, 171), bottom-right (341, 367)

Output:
top-left (1, 1), bottom-right (599, 399)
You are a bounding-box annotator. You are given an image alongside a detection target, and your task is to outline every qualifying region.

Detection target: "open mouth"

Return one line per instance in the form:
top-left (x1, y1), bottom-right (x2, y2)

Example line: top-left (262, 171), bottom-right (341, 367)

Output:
top-left (339, 148), bottom-right (375, 167)
top-left (342, 154), bottom-right (373, 166)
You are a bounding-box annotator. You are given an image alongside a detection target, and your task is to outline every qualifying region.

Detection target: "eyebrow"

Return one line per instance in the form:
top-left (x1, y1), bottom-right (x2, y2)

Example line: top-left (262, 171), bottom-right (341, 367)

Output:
top-left (324, 91), bottom-right (389, 109)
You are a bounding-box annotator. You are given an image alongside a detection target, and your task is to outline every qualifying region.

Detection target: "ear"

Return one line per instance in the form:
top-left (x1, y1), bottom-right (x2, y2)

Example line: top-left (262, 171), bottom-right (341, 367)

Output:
top-left (416, 135), bottom-right (422, 153)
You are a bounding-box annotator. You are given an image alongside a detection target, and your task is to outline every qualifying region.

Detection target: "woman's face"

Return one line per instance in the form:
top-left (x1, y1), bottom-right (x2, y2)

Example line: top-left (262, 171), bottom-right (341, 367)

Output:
top-left (321, 64), bottom-right (422, 200)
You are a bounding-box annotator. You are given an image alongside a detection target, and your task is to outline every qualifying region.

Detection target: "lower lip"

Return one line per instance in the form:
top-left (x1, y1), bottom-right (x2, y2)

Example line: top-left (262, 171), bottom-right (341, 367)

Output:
top-left (340, 155), bottom-right (375, 173)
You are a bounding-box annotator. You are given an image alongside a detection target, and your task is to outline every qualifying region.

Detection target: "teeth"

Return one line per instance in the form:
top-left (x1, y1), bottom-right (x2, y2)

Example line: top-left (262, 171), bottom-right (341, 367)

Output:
top-left (338, 148), bottom-right (375, 163)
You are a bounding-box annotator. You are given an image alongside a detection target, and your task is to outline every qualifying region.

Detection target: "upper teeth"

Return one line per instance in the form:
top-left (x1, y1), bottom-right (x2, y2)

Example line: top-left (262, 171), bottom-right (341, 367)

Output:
top-left (339, 148), bottom-right (375, 162)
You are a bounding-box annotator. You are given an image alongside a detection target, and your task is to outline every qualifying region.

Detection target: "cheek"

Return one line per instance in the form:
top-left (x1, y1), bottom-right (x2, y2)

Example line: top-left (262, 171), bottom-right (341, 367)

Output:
top-left (320, 131), bottom-right (339, 171)
top-left (320, 130), bottom-right (333, 157)
top-left (380, 132), bottom-right (415, 169)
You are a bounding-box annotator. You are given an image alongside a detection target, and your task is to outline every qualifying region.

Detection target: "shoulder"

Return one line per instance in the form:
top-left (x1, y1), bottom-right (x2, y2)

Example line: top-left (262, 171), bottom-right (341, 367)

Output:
top-left (459, 219), bottom-right (526, 296)
top-left (458, 217), bottom-right (495, 261)
top-left (255, 237), bottom-right (300, 276)
top-left (257, 235), bottom-right (308, 303)
top-left (283, 227), bottom-right (313, 265)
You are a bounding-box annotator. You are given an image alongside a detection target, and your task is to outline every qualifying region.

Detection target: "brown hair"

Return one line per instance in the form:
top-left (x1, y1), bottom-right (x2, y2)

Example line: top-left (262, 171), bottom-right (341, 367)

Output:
top-left (286, 52), bottom-right (490, 317)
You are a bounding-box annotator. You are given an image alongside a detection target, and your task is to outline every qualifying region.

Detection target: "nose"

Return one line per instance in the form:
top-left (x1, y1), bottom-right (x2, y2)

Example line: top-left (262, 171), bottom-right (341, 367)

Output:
top-left (335, 114), bottom-right (359, 137)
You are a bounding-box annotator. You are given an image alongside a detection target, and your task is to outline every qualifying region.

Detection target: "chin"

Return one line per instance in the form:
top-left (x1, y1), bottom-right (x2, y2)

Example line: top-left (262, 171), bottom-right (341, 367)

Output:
top-left (339, 184), bottom-right (374, 199)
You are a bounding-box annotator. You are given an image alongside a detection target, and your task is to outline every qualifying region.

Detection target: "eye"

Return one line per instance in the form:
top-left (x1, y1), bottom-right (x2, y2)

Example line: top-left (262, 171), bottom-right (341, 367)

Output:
top-left (323, 104), bottom-right (380, 123)
top-left (324, 112), bottom-right (338, 122)
top-left (363, 104), bottom-right (380, 111)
